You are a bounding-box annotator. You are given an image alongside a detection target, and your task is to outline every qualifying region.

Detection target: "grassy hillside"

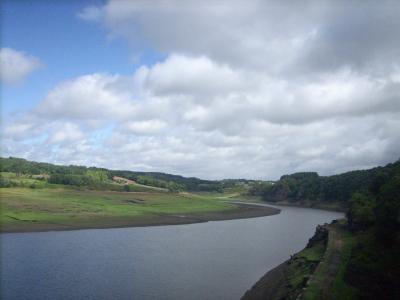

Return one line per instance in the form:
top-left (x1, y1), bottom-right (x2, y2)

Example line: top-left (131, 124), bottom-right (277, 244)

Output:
top-left (0, 157), bottom-right (269, 232)
top-left (0, 157), bottom-right (241, 192)
top-left (0, 165), bottom-right (266, 233)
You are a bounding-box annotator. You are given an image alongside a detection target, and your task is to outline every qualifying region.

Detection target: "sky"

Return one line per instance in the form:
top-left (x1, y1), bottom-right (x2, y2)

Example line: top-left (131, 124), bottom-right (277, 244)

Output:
top-left (1, 0), bottom-right (400, 180)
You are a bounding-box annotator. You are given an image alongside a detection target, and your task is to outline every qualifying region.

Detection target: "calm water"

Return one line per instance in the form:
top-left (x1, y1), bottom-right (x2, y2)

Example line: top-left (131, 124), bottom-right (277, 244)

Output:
top-left (0, 205), bottom-right (342, 300)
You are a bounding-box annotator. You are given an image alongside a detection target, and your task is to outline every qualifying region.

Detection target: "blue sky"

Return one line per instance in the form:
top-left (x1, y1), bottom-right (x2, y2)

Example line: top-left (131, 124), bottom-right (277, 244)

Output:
top-left (1, 0), bottom-right (400, 179)
top-left (1, 0), bottom-right (160, 115)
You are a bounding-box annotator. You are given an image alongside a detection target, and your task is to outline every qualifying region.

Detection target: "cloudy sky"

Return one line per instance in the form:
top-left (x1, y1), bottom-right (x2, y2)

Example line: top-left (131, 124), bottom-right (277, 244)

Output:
top-left (1, 0), bottom-right (400, 179)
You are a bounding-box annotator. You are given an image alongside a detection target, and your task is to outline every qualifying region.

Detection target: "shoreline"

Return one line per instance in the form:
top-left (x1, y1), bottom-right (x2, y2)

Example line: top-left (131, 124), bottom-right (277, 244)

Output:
top-left (241, 221), bottom-right (349, 300)
top-left (1, 203), bottom-right (281, 234)
top-left (262, 201), bottom-right (346, 212)
top-left (241, 223), bottom-right (331, 300)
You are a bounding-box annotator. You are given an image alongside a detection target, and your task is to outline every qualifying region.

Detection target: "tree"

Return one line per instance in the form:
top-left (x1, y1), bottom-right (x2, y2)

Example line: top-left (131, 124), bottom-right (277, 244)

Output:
top-left (346, 192), bottom-right (375, 231)
top-left (374, 175), bottom-right (400, 243)
top-left (86, 170), bottom-right (108, 182)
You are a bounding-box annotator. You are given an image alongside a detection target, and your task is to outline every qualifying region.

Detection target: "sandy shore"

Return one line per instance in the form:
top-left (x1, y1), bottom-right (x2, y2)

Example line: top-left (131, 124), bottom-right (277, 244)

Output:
top-left (1, 203), bottom-right (280, 233)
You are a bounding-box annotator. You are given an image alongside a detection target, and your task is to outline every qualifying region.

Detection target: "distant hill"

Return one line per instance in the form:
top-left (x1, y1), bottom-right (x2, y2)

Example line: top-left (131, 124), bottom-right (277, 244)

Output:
top-left (250, 160), bottom-right (400, 208)
top-left (0, 157), bottom-right (249, 192)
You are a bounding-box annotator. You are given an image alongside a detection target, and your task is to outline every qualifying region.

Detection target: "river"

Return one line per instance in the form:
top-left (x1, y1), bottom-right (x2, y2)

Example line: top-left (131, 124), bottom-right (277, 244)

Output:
top-left (0, 205), bottom-right (342, 300)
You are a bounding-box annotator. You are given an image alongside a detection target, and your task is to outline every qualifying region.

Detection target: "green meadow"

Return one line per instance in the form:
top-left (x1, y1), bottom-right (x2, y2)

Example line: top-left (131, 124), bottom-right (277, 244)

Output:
top-left (0, 165), bottom-right (263, 232)
top-left (0, 179), bottom-right (236, 232)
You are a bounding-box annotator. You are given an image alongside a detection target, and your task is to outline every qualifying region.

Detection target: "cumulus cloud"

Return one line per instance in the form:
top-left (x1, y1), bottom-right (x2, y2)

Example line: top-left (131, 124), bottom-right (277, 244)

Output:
top-left (36, 73), bottom-right (137, 122)
top-left (3, 1), bottom-right (400, 179)
top-left (143, 55), bottom-right (244, 96)
top-left (0, 48), bottom-right (42, 84)
top-left (90, 0), bottom-right (400, 75)
top-left (122, 120), bottom-right (167, 135)
top-left (4, 52), bottom-right (400, 178)
top-left (47, 123), bottom-right (85, 144)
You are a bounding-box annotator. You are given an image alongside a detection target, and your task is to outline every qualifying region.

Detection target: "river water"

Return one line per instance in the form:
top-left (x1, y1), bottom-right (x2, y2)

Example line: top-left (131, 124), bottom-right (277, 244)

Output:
top-left (0, 205), bottom-right (342, 300)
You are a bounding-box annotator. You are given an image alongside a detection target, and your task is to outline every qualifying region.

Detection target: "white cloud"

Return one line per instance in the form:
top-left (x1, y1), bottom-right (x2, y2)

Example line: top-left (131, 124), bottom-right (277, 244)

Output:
top-left (77, 5), bottom-right (104, 21)
top-left (4, 52), bottom-right (400, 178)
top-left (36, 73), bottom-right (136, 121)
top-left (0, 48), bottom-right (42, 84)
top-left (48, 123), bottom-right (85, 144)
top-left (143, 55), bottom-right (244, 96)
top-left (3, 1), bottom-right (400, 179)
top-left (4, 123), bottom-right (34, 138)
top-left (86, 0), bottom-right (400, 75)
top-left (122, 120), bottom-right (167, 135)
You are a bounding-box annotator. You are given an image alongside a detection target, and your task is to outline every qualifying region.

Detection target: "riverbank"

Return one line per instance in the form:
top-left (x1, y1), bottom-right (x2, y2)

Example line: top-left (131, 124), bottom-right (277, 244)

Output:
top-left (242, 221), bottom-right (353, 300)
top-left (263, 200), bottom-right (346, 212)
top-left (1, 200), bottom-right (280, 233)
top-left (1, 205), bottom-right (342, 300)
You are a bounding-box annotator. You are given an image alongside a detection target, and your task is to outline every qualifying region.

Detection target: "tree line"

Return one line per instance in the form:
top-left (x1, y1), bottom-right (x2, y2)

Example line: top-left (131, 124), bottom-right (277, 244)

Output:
top-left (249, 159), bottom-right (400, 244)
top-left (0, 157), bottom-right (228, 192)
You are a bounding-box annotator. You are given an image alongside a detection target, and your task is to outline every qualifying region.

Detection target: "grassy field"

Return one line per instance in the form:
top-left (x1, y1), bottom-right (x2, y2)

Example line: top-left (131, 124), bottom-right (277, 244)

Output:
top-left (0, 186), bottom-right (238, 232)
top-left (0, 172), bottom-right (280, 232)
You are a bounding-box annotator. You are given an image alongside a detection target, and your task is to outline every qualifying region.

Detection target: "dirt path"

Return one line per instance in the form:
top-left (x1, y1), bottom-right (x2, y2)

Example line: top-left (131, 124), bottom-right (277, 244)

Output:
top-left (112, 176), bottom-right (168, 192)
top-left (302, 225), bottom-right (344, 299)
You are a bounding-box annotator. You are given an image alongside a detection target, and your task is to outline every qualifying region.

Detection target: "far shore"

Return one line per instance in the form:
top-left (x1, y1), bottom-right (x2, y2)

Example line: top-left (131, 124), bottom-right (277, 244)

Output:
top-left (1, 203), bottom-right (280, 234)
top-left (262, 201), bottom-right (346, 212)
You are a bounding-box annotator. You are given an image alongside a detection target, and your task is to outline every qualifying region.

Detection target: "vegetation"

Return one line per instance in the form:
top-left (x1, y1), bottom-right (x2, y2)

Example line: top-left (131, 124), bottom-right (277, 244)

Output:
top-left (0, 157), bottom-right (252, 192)
top-left (345, 230), bottom-right (400, 300)
top-left (0, 157), bottom-right (263, 232)
top-left (2, 156), bottom-right (399, 298)
top-left (244, 159), bottom-right (399, 300)
top-left (341, 166), bottom-right (400, 299)
top-left (1, 171), bottom-right (158, 193)
top-left (303, 223), bottom-right (358, 300)
top-left (299, 161), bottom-right (399, 299)
top-left (287, 229), bottom-right (328, 297)
top-left (250, 160), bottom-right (400, 209)
top-left (0, 186), bottom-right (236, 232)
top-left (242, 224), bottom-right (330, 300)
top-left (346, 192), bottom-right (375, 231)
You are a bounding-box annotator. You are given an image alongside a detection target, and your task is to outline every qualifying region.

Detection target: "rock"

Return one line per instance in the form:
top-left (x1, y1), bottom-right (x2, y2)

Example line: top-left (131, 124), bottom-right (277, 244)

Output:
top-left (306, 225), bottom-right (328, 248)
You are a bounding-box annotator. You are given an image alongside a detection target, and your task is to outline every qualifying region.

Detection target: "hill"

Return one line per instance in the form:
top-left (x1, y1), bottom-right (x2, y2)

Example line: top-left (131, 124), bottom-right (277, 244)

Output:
top-left (244, 159), bottom-right (400, 300)
top-left (0, 157), bottom-right (274, 232)
top-left (249, 160), bottom-right (400, 210)
top-left (0, 156), bottom-right (245, 192)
